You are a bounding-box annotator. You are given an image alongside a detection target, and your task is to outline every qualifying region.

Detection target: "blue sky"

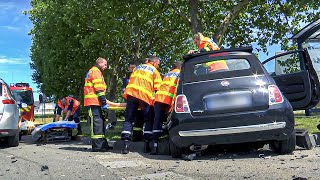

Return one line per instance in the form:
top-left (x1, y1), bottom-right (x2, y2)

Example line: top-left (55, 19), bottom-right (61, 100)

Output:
top-left (0, 0), bottom-right (38, 99)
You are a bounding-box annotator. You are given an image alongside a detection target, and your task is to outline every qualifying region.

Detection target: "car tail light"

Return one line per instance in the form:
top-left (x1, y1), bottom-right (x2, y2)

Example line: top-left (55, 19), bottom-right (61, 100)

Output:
top-left (2, 99), bottom-right (15, 104)
top-left (268, 85), bottom-right (283, 105)
top-left (175, 95), bottom-right (190, 113)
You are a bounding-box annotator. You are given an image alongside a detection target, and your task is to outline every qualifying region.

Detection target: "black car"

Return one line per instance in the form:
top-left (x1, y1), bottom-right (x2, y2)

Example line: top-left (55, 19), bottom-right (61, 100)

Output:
top-left (168, 47), bottom-right (320, 158)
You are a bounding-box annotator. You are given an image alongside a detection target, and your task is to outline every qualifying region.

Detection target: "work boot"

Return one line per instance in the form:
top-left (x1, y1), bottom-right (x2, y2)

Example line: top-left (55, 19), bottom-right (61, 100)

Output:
top-left (150, 140), bottom-right (158, 155)
top-left (143, 140), bottom-right (151, 153)
top-left (121, 140), bottom-right (129, 154)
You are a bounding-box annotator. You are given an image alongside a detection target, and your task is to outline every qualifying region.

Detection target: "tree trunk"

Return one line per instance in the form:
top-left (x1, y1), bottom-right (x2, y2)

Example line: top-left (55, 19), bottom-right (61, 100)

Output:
top-left (107, 74), bottom-right (117, 123)
top-left (189, 0), bottom-right (201, 34)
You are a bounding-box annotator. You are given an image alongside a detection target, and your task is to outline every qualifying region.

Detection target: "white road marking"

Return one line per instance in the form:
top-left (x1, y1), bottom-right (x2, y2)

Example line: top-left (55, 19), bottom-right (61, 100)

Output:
top-left (122, 171), bottom-right (194, 180)
top-left (97, 160), bottom-right (149, 169)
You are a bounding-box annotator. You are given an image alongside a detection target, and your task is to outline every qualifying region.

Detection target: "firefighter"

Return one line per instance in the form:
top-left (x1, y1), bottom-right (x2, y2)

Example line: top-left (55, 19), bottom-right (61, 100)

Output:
top-left (188, 32), bottom-right (220, 54)
top-left (55, 96), bottom-right (82, 135)
top-left (84, 57), bottom-right (110, 152)
top-left (122, 60), bottom-right (145, 141)
top-left (189, 32), bottom-right (229, 72)
top-left (121, 56), bottom-right (162, 154)
top-left (150, 61), bottom-right (182, 155)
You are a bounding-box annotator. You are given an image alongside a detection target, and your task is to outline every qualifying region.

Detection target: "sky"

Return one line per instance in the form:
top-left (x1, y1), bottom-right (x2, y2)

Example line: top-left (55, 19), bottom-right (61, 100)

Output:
top-left (0, 0), bottom-right (39, 99)
top-left (0, 1), bottom-right (286, 103)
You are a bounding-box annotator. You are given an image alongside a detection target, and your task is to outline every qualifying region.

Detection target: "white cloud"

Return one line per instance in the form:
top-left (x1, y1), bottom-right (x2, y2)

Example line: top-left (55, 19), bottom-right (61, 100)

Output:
top-left (0, 25), bottom-right (20, 31)
top-left (0, 56), bottom-right (28, 64)
top-left (0, 2), bottom-right (15, 11)
top-left (0, 70), bottom-right (8, 74)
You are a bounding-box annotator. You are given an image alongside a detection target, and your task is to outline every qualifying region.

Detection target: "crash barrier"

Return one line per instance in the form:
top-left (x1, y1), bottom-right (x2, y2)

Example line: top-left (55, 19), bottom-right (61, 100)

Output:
top-left (295, 129), bottom-right (313, 150)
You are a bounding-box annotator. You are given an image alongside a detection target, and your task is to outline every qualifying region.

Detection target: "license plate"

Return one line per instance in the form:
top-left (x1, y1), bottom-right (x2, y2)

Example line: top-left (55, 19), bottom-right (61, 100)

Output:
top-left (205, 91), bottom-right (252, 110)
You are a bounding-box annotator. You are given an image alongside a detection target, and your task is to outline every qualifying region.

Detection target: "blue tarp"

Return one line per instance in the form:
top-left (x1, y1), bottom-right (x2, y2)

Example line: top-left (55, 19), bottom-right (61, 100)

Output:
top-left (31, 121), bottom-right (77, 142)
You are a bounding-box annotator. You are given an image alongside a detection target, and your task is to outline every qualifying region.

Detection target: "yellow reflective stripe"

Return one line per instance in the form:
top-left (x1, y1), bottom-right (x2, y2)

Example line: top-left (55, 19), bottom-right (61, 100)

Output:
top-left (85, 82), bottom-right (93, 87)
top-left (89, 108), bottom-right (93, 135)
top-left (92, 78), bottom-right (103, 83)
top-left (204, 46), bottom-right (210, 51)
top-left (97, 92), bottom-right (105, 96)
top-left (133, 127), bottom-right (143, 131)
top-left (161, 81), bottom-right (177, 87)
top-left (126, 84), bottom-right (153, 98)
top-left (93, 84), bottom-right (106, 89)
top-left (157, 91), bottom-right (174, 98)
top-left (91, 134), bottom-right (105, 139)
top-left (84, 94), bottom-right (98, 98)
top-left (131, 74), bottom-right (153, 84)
top-left (20, 108), bottom-right (25, 112)
top-left (23, 107), bottom-right (30, 112)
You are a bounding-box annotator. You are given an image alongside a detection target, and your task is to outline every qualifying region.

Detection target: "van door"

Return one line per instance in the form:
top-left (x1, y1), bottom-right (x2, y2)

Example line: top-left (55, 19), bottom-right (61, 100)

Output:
top-left (262, 49), bottom-right (320, 110)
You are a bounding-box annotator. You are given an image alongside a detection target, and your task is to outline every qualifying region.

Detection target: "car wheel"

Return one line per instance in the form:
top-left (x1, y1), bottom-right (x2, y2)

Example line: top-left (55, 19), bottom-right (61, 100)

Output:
top-left (270, 131), bottom-right (296, 154)
top-left (8, 130), bottom-right (19, 147)
top-left (169, 138), bottom-right (182, 158)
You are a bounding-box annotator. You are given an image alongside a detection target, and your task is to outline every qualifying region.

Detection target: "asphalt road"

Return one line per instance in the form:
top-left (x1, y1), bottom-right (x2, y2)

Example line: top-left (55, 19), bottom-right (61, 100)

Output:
top-left (0, 136), bottom-right (319, 180)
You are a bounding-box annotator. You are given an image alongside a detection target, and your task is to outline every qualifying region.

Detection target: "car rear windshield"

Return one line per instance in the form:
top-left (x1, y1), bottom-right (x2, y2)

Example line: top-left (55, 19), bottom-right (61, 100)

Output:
top-left (183, 53), bottom-right (265, 83)
top-left (193, 58), bottom-right (250, 76)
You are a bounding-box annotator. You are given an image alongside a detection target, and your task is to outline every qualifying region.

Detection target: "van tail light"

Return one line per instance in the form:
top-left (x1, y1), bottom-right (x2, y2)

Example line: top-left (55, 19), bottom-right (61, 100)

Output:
top-left (268, 85), bottom-right (283, 105)
top-left (2, 99), bottom-right (15, 104)
top-left (175, 94), bottom-right (190, 113)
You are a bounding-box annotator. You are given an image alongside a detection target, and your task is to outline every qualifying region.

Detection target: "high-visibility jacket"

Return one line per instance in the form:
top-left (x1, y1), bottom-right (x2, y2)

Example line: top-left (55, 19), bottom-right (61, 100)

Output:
top-left (199, 37), bottom-right (220, 51)
top-left (154, 68), bottom-right (180, 107)
top-left (58, 96), bottom-right (80, 115)
top-left (203, 60), bottom-right (229, 72)
top-left (124, 63), bottom-right (162, 105)
top-left (84, 66), bottom-right (107, 106)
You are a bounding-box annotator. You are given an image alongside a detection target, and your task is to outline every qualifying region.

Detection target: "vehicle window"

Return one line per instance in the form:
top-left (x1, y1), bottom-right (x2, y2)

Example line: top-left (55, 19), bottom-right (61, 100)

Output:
top-left (193, 58), bottom-right (250, 76)
top-left (12, 90), bottom-right (34, 104)
top-left (303, 41), bottom-right (320, 79)
top-left (263, 52), bottom-right (301, 76)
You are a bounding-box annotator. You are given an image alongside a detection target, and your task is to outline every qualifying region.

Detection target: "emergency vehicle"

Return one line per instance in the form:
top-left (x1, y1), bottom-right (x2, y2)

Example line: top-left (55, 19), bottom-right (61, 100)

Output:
top-left (10, 82), bottom-right (35, 137)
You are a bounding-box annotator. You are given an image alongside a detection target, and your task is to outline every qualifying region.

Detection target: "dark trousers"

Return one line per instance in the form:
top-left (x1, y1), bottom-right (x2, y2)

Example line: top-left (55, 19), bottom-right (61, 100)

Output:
top-left (67, 107), bottom-right (82, 133)
top-left (152, 102), bottom-right (170, 140)
top-left (121, 95), bottom-right (153, 140)
top-left (87, 106), bottom-right (108, 150)
top-left (132, 110), bottom-right (144, 138)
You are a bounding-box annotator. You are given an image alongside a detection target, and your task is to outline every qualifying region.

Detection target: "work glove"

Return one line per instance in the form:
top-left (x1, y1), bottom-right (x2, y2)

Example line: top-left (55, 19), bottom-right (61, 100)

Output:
top-left (102, 104), bottom-right (109, 110)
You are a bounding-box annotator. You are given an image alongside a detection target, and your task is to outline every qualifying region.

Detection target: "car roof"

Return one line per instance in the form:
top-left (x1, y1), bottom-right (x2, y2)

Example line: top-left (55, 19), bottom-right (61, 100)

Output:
top-left (183, 46), bottom-right (254, 62)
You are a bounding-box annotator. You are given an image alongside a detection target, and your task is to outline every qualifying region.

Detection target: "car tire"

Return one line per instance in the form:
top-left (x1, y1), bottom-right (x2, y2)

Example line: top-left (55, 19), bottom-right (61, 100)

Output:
top-left (270, 131), bottom-right (296, 154)
top-left (8, 130), bottom-right (19, 147)
top-left (169, 138), bottom-right (183, 158)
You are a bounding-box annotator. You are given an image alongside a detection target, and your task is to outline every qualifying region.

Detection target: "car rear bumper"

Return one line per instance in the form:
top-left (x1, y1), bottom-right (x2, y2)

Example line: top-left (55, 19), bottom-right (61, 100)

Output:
top-left (0, 129), bottom-right (18, 137)
top-left (178, 122), bottom-right (286, 137)
top-left (169, 102), bottom-right (294, 148)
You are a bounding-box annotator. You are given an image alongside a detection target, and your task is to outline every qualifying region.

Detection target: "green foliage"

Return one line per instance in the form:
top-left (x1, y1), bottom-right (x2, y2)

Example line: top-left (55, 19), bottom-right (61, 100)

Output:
top-left (27, 0), bottom-right (320, 104)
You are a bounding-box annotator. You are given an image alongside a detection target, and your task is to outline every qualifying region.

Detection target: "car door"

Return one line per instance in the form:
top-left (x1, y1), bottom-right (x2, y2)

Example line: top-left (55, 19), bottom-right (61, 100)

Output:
top-left (262, 49), bottom-right (320, 110)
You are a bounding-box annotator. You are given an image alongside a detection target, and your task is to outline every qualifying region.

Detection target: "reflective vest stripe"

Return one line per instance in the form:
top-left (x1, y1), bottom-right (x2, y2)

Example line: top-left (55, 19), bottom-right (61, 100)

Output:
top-left (156, 91), bottom-right (174, 98)
top-left (84, 82), bottom-right (93, 87)
top-left (130, 74), bottom-right (153, 84)
top-left (92, 78), bottom-right (103, 83)
top-left (84, 94), bottom-right (98, 98)
top-left (94, 84), bottom-right (106, 89)
top-left (126, 84), bottom-right (154, 99)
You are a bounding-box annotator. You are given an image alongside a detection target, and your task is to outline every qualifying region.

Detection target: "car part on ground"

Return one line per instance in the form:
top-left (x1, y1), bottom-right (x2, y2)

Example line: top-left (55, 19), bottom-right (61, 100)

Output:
top-left (31, 121), bottom-right (77, 143)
